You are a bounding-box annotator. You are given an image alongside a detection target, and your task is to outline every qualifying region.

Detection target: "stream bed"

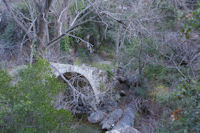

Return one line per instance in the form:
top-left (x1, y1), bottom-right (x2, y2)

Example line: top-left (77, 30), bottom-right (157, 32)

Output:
top-left (73, 123), bottom-right (103, 133)
top-left (71, 115), bottom-right (104, 133)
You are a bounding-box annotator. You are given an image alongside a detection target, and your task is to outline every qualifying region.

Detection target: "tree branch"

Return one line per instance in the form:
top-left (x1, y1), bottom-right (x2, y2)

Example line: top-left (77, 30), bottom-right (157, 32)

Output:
top-left (46, 3), bottom-right (95, 49)
top-left (2, 0), bottom-right (33, 39)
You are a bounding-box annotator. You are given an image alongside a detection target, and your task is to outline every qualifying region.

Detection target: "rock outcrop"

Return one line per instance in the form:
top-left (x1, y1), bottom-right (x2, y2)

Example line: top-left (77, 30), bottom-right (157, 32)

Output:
top-left (106, 126), bottom-right (140, 133)
top-left (113, 101), bottom-right (136, 129)
top-left (88, 100), bottom-right (137, 132)
top-left (100, 108), bottom-right (123, 130)
top-left (88, 110), bottom-right (106, 123)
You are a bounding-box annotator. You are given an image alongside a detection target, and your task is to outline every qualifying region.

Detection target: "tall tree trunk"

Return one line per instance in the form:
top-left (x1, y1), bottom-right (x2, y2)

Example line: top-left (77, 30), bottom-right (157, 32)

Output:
top-left (36, 0), bottom-right (53, 57)
top-left (37, 15), bottom-right (47, 57)
top-left (115, 25), bottom-right (122, 66)
top-left (54, 17), bottom-right (62, 56)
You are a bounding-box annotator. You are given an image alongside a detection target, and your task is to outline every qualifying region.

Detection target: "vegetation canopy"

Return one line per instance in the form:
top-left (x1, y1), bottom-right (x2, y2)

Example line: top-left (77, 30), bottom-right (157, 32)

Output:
top-left (0, 58), bottom-right (73, 133)
top-left (0, 0), bottom-right (200, 132)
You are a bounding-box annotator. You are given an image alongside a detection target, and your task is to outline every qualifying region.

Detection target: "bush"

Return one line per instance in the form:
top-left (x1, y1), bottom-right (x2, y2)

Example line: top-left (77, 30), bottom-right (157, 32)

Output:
top-left (70, 1), bottom-right (85, 14)
top-left (0, 2), bottom-right (27, 45)
top-left (60, 36), bottom-right (71, 52)
top-left (69, 1), bottom-right (109, 52)
top-left (144, 64), bottom-right (181, 86)
top-left (0, 58), bottom-right (73, 133)
top-left (181, 4), bottom-right (200, 38)
top-left (156, 1), bottom-right (179, 30)
top-left (151, 85), bottom-right (170, 103)
top-left (134, 87), bottom-right (149, 98)
top-left (145, 64), bottom-right (163, 80)
top-left (0, 18), bottom-right (24, 44)
top-left (157, 81), bottom-right (200, 133)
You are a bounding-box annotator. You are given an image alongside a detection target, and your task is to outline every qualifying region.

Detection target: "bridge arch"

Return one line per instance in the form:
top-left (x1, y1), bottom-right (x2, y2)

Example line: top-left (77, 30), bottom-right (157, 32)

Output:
top-left (59, 72), bottom-right (95, 97)
top-left (51, 62), bottom-right (108, 102)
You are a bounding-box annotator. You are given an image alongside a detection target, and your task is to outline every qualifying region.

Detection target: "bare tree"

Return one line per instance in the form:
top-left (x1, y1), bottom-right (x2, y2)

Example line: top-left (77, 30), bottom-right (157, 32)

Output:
top-left (94, 0), bottom-right (199, 82)
top-left (2, 0), bottom-right (97, 61)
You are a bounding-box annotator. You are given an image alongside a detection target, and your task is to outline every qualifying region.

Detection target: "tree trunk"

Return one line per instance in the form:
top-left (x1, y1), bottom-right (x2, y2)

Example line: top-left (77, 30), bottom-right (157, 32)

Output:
top-left (54, 17), bottom-right (62, 56)
top-left (36, 0), bottom-right (53, 57)
top-left (138, 40), bottom-right (143, 86)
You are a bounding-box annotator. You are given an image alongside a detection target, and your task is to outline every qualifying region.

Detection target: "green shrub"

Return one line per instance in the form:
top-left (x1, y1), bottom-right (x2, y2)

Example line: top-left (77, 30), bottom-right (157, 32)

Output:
top-left (156, 1), bottom-right (178, 30)
top-left (0, 2), bottom-right (27, 44)
top-left (157, 82), bottom-right (200, 133)
top-left (181, 4), bottom-right (200, 38)
top-left (151, 85), bottom-right (170, 103)
top-left (60, 36), bottom-right (71, 52)
top-left (0, 58), bottom-right (73, 133)
top-left (0, 19), bottom-right (24, 44)
top-left (144, 64), bottom-right (181, 86)
top-left (0, 70), bottom-right (11, 90)
top-left (70, 1), bottom-right (86, 15)
top-left (134, 87), bottom-right (148, 98)
top-left (145, 64), bottom-right (163, 80)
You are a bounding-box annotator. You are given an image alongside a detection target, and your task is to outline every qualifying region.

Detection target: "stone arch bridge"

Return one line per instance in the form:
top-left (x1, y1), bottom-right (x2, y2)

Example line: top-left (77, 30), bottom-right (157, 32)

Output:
top-left (50, 62), bottom-right (109, 102)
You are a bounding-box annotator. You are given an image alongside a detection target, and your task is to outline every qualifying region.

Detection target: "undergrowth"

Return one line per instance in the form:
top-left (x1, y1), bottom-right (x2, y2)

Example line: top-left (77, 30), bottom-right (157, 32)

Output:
top-left (0, 58), bottom-right (73, 133)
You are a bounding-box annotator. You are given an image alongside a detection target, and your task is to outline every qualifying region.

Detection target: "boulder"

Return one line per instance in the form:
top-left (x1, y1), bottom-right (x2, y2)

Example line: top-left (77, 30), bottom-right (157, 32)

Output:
top-left (88, 110), bottom-right (106, 123)
top-left (100, 100), bottom-right (118, 112)
top-left (113, 101), bottom-right (136, 129)
top-left (106, 126), bottom-right (140, 133)
top-left (100, 109), bottom-right (123, 130)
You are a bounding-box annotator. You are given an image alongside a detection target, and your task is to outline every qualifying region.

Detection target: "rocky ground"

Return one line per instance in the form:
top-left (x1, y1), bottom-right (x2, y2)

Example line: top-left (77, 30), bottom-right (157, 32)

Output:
top-left (88, 90), bottom-right (140, 133)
